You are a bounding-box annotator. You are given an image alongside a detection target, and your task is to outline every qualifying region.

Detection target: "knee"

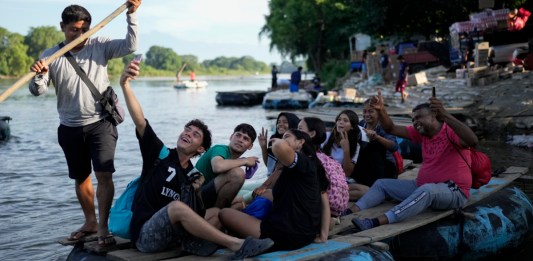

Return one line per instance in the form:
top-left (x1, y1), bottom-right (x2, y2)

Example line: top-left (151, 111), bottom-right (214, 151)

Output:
top-left (218, 208), bottom-right (233, 223)
top-left (167, 201), bottom-right (191, 220)
top-left (95, 171), bottom-right (113, 185)
top-left (226, 168), bottom-right (245, 184)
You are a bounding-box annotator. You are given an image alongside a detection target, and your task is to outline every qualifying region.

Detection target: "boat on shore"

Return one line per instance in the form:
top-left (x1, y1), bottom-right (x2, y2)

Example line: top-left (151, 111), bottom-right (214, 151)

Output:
top-left (0, 116), bottom-right (11, 141)
top-left (174, 80), bottom-right (208, 89)
top-left (215, 90), bottom-right (267, 106)
top-left (262, 89), bottom-right (313, 110)
top-left (65, 166), bottom-right (530, 261)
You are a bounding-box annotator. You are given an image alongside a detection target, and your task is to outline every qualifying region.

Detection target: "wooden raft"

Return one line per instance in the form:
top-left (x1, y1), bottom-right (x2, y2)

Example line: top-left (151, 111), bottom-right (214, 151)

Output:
top-left (104, 166), bottom-right (527, 261)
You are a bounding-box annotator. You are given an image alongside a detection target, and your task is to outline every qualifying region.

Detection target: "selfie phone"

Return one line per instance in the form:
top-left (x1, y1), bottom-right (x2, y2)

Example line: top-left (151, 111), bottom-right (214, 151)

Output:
top-left (133, 54), bottom-right (143, 62)
top-left (432, 86), bottom-right (436, 97)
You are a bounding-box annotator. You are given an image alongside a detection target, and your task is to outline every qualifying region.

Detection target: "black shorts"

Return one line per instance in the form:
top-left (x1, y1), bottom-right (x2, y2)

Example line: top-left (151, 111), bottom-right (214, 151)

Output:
top-left (200, 179), bottom-right (217, 209)
top-left (259, 221), bottom-right (314, 251)
top-left (58, 120), bottom-right (117, 181)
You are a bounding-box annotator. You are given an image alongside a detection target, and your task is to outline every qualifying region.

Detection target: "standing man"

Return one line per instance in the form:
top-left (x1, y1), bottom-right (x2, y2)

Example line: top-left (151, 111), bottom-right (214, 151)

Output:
top-left (350, 92), bottom-right (477, 231)
top-left (120, 60), bottom-right (273, 258)
top-left (271, 65), bottom-right (278, 89)
top-left (189, 70), bottom-right (196, 82)
top-left (195, 124), bottom-right (258, 209)
top-left (379, 50), bottom-right (391, 84)
top-left (28, 1), bottom-right (140, 247)
top-left (395, 55), bottom-right (409, 103)
top-left (290, 66), bottom-right (302, 93)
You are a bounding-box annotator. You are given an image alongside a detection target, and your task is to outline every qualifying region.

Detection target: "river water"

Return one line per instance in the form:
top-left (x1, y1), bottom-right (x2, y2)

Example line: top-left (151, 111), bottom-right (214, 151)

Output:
top-left (0, 76), bottom-right (532, 260)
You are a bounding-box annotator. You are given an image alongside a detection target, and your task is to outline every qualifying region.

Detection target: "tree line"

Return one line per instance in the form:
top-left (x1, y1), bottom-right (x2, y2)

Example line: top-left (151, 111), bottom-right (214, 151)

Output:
top-left (0, 26), bottom-right (270, 78)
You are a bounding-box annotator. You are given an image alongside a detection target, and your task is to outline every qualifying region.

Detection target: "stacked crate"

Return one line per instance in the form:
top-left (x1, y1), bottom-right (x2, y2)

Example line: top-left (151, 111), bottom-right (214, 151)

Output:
top-left (475, 42), bottom-right (490, 67)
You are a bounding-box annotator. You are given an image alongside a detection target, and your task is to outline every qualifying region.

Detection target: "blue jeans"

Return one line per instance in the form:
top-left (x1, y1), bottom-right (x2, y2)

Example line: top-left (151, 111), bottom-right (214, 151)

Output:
top-left (355, 179), bottom-right (467, 224)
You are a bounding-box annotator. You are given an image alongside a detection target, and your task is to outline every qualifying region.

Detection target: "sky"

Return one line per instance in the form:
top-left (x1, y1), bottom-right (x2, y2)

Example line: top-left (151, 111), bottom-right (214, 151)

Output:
top-left (1, 0), bottom-right (283, 65)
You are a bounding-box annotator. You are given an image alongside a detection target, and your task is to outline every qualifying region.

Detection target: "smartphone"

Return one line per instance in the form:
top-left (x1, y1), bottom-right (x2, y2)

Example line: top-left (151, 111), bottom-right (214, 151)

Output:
top-left (133, 54), bottom-right (142, 63)
top-left (432, 86), bottom-right (436, 97)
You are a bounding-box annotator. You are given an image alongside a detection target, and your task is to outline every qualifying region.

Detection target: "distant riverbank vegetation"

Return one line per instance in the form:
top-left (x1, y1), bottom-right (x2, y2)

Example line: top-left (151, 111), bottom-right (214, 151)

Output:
top-left (0, 26), bottom-right (271, 78)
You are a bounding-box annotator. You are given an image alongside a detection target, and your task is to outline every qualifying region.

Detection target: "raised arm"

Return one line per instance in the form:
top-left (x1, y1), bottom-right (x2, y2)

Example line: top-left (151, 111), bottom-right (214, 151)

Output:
top-left (210, 156), bottom-right (258, 174)
top-left (370, 92), bottom-right (410, 139)
top-left (119, 60), bottom-right (146, 136)
top-left (258, 128), bottom-right (269, 167)
top-left (429, 97), bottom-right (478, 147)
top-left (271, 138), bottom-right (296, 167)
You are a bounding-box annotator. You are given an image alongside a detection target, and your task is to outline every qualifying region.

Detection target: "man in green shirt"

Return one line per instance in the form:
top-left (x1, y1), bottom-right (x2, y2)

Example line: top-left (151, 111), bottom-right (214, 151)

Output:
top-left (195, 124), bottom-right (258, 209)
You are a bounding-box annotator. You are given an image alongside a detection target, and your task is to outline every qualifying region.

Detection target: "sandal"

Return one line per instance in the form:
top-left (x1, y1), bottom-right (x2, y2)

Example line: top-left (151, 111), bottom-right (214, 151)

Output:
top-left (231, 237), bottom-right (274, 260)
top-left (181, 235), bottom-right (218, 257)
top-left (97, 235), bottom-right (116, 247)
top-left (67, 230), bottom-right (97, 241)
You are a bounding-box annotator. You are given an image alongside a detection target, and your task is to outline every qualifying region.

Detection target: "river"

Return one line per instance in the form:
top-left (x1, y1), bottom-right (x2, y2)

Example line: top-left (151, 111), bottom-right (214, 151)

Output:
top-left (0, 76), bottom-right (531, 260)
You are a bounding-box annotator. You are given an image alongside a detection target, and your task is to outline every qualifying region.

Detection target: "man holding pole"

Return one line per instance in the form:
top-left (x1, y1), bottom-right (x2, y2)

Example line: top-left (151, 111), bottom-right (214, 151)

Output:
top-left (28, 1), bottom-right (140, 247)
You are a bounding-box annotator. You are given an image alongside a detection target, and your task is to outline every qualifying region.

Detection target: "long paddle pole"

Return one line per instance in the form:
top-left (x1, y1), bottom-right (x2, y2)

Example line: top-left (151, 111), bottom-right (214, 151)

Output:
top-left (0, 2), bottom-right (130, 103)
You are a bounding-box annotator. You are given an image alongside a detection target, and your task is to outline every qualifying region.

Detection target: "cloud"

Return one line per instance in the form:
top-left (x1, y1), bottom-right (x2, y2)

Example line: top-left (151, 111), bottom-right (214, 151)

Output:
top-left (142, 1), bottom-right (269, 45)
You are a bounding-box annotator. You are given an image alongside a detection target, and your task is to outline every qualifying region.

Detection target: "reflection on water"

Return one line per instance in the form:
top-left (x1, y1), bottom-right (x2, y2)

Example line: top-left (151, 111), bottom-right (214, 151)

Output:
top-left (0, 76), bottom-right (532, 260)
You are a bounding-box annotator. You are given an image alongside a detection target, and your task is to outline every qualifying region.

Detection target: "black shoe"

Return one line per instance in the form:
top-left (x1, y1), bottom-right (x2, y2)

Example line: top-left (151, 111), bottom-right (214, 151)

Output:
top-left (231, 237), bottom-right (274, 260)
top-left (181, 235), bottom-right (218, 257)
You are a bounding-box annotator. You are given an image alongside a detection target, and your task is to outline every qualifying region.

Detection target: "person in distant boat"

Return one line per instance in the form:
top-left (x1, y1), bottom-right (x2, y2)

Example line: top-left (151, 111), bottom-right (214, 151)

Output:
top-left (290, 66), bottom-right (302, 92)
top-left (195, 124), bottom-right (258, 211)
top-left (28, 2), bottom-right (140, 247)
top-left (189, 70), bottom-right (196, 82)
top-left (176, 63), bottom-right (187, 82)
top-left (350, 92), bottom-right (477, 232)
top-left (219, 129), bottom-right (329, 251)
top-left (119, 59), bottom-right (274, 258)
top-left (271, 65), bottom-right (278, 89)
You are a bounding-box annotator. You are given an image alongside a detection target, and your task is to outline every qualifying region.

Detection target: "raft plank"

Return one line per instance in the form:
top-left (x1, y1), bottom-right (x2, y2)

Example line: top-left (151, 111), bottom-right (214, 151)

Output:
top-left (329, 166), bottom-right (528, 237)
top-left (106, 247), bottom-right (185, 261)
top-left (338, 171), bottom-right (525, 247)
top-left (328, 166), bottom-right (420, 236)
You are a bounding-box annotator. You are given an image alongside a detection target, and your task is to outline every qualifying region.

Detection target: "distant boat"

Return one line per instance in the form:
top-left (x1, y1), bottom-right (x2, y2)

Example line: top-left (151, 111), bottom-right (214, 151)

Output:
top-left (0, 116), bottom-right (12, 141)
top-left (174, 80), bottom-right (208, 89)
top-left (262, 89), bottom-right (313, 110)
top-left (216, 90), bottom-right (267, 106)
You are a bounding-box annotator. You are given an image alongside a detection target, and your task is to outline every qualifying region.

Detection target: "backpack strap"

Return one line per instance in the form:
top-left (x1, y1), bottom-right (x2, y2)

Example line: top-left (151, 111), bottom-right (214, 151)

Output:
top-left (58, 42), bottom-right (104, 102)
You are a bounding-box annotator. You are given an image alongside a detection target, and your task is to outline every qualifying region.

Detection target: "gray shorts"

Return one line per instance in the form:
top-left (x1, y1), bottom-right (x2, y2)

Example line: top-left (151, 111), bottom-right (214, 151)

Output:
top-left (136, 204), bottom-right (186, 253)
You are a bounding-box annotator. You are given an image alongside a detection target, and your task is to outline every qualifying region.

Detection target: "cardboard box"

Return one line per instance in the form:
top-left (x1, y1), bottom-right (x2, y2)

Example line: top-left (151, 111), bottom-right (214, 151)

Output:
top-left (407, 72), bottom-right (428, 86)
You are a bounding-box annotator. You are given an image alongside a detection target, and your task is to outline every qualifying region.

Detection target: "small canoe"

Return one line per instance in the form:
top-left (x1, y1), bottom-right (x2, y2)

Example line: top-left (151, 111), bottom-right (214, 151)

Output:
top-left (174, 80), bottom-right (208, 89)
top-left (0, 116), bottom-right (11, 141)
top-left (215, 90), bottom-right (267, 106)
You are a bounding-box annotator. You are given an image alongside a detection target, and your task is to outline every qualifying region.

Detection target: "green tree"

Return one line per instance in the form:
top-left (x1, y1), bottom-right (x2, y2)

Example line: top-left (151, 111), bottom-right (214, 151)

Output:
top-left (24, 26), bottom-right (64, 60)
top-left (145, 45), bottom-right (181, 71)
top-left (180, 54), bottom-right (200, 71)
top-left (0, 28), bottom-right (33, 76)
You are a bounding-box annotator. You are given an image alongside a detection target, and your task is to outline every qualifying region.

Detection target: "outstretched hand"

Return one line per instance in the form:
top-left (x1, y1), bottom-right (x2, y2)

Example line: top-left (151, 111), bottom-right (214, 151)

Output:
top-left (127, 0), bottom-right (142, 14)
top-left (428, 97), bottom-right (449, 119)
top-left (120, 60), bottom-right (140, 86)
top-left (369, 90), bottom-right (385, 111)
top-left (258, 127), bottom-right (268, 149)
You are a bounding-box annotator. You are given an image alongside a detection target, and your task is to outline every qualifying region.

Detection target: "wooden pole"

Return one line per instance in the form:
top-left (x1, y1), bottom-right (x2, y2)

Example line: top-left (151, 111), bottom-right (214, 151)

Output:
top-left (0, 2), bottom-right (130, 103)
